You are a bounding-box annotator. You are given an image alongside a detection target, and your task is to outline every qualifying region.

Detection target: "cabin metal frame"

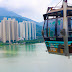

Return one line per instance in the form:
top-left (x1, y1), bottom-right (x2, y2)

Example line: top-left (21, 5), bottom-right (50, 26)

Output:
top-left (42, 0), bottom-right (72, 56)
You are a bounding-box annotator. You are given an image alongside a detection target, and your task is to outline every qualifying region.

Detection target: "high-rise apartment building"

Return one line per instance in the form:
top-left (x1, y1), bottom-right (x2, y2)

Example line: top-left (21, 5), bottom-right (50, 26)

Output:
top-left (19, 21), bottom-right (36, 40)
top-left (19, 21), bottom-right (25, 40)
top-left (0, 18), bottom-right (18, 43)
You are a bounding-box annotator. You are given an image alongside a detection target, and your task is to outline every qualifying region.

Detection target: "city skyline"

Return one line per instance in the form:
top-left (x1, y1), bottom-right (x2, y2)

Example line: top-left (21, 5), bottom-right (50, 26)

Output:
top-left (0, 17), bottom-right (36, 43)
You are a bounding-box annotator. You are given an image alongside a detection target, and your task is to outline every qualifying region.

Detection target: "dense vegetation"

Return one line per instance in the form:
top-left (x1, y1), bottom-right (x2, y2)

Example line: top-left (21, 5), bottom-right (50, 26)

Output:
top-left (0, 36), bottom-right (44, 45)
top-left (17, 37), bottom-right (44, 44)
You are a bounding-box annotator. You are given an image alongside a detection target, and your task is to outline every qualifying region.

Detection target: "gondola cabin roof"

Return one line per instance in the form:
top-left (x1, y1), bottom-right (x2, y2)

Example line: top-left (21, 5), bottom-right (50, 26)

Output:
top-left (43, 7), bottom-right (72, 20)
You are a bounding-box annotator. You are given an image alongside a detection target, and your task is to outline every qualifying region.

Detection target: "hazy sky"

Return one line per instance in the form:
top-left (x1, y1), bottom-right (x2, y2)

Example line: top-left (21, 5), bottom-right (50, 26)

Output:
top-left (0, 0), bottom-right (71, 22)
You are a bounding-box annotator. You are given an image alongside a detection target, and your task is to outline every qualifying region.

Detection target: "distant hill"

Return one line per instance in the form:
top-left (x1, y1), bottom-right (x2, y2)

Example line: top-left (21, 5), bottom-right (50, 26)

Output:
top-left (36, 25), bottom-right (42, 36)
top-left (0, 8), bottom-right (43, 37)
top-left (0, 8), bottom-right (21, 17)
top-left (39, 22), bottom-right (43, 26)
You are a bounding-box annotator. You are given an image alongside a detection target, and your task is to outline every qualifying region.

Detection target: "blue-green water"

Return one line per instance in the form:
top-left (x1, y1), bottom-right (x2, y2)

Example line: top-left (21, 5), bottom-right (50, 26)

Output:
top-left (0, 43), bottom-right (72, 72)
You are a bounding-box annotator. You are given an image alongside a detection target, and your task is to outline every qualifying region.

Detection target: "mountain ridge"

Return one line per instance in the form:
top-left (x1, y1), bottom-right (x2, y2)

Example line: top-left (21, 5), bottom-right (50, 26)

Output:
top-left (0, 8), bottom-right (42, 37)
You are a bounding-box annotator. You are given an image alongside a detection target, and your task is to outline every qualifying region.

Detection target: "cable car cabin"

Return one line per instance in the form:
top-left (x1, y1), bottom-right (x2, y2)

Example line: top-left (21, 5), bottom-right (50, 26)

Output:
top-left (42, 0), bottom-right (72, 56)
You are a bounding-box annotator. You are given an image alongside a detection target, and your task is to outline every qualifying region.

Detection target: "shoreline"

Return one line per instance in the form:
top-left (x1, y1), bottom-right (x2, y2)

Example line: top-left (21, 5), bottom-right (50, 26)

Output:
top-left (0, 37), bottom-right (44, 46)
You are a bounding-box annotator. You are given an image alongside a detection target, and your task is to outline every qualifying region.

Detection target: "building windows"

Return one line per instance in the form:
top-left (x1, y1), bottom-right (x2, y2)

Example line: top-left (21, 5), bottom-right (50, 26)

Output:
top-left (19, 21), bottom-right (36, 40)
top-left (0, 18), bottom-right (19, 43)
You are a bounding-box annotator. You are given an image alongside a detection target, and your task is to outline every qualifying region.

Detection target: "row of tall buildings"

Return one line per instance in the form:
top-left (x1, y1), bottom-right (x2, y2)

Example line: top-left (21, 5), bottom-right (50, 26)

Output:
top-left (19, 21), bottom-right (36, 40)
top-left (0, 18), bottom-right (36, 43)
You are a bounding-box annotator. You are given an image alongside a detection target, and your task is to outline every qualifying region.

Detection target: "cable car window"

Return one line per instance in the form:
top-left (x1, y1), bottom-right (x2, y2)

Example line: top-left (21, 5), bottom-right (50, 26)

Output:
top-left (44, 20), bottom-right (47, 37)
top-left (68, 17), bottom-right (72, 37)
top-left (57, 18), bottom-right (63, 37)
top-left (48, 19), bottom-right (56, 37)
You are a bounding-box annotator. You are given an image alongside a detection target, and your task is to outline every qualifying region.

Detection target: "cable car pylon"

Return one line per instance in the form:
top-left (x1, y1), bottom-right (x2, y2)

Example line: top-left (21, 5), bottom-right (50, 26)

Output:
top-left (63, 0), bottom-right (69, 56)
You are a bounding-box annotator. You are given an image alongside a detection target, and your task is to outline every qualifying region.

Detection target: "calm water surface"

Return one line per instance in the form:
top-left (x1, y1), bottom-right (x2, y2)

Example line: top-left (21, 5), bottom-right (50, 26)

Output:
top-left (0, 43), bottom-right (72, 72)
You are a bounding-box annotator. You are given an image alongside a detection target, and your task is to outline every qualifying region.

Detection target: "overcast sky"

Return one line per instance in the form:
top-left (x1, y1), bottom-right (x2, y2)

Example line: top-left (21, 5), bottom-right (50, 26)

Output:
top-left (0, 0), bottom-right (71, 22)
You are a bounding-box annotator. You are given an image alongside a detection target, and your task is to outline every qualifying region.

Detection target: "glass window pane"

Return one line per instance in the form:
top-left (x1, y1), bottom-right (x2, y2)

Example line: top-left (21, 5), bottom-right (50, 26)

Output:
top-left (68, 17), bottom-right (72, 37)
top-left (44, 20), bottom-right (47, 37)
top-left (57, 18), bottom-right (63, 37)
top-left (48, 19), bottom-right (55, 37)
